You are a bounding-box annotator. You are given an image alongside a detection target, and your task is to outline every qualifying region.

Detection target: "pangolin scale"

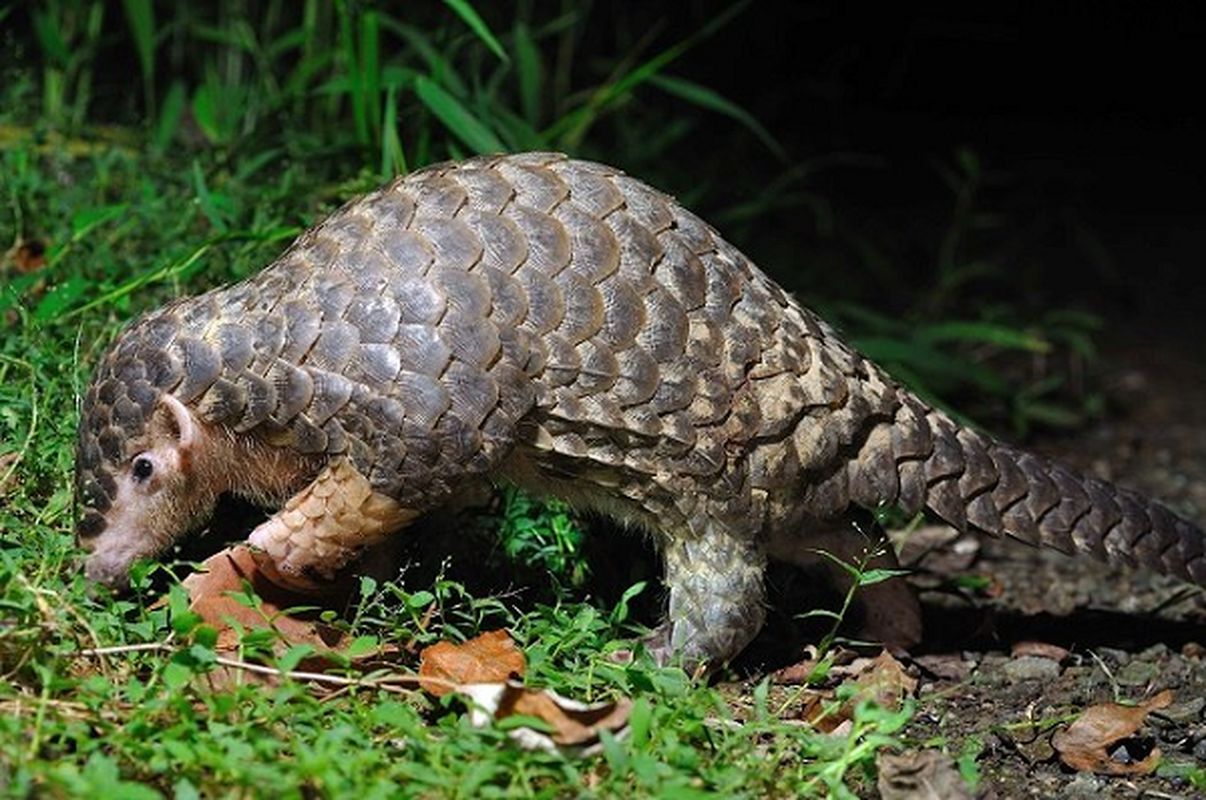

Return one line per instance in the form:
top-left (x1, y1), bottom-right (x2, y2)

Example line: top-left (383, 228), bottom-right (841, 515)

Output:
top-left (76, 152), bottom-right (1206, 668)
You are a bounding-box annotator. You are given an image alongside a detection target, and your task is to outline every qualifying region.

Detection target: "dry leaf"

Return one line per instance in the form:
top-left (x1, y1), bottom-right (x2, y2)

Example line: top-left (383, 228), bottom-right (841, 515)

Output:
top-left (182, 546), bottom-right (348, 652)
top-left (776, 649), bottom-right (918, 733)
top-left (419, 630), bottom-right (526, 697)
top-left (179, 545), bottom-right (404, 691)
top-left (913, 653), bottom-right (975, 682)
top-left (0, 452), bottom-right (20, 497)
top-left (10, 239), bottom-right (47, 273)
top-left (893, 523), bottom-right (980, 573)
top-left (461, 679), bottom-right (632, 753)
top-left (851, 649), bottom-right (919, 711)
top-left (1011, 640), bottom-right (1071, 663)
top-left (771, 644), bottom-right (830, 685)
top-left (1052, 689), bottom-right (1173, 775)
top-left (877, 749), bottom-right (972, 800)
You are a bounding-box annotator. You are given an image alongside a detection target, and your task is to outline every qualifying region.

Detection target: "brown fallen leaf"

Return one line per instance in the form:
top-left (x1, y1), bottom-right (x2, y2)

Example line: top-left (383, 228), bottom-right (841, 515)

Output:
top-left (852, 649), bottom-right (919, 711)
top-left (178, 545), bottom-right (405, 692)
top-left (877, 749), bottom-right (972, 800)
top-left (419, 630), bottom-right (526, 697)
top-left (1011, 640), bottom-right (1071, 663)
top-left (893, 524), bottom-right (980, 574)
top-left (461, 679), bottom-right (632, 753)
top-left (10, 239), bottom-right (47, 273)
top-left (770, 644), bottom-right (834, 685)
top-left (913, 653), bottom-right (976, 682)
top-left (182, 545), bottom-right (348, 653)
top-left (1051, 689), bottom-right (1174, 775)
top-left (0, 452), bottom-right (20, 497)
top-left (775, 649), bottom-right (919, 733)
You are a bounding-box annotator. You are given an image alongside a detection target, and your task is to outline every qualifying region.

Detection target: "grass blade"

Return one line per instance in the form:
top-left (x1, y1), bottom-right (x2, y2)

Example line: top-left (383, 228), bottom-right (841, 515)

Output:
top-left (513, 21), bottom-right (541, 124)
top-left (381, 86), bottom-right (408, 177)
top-left (917, 321), bottom-right (1050, 353)
top-left (443, 0), bottom-right (508, 62)
top-left (120, 0), bottom-right (155, 116)
top-left (152, 79), bottom-right (186, 154)
top-left (649, 73), bottom-right (786, 160)
top-left (546, 0), bottom-right (752, 146)
top-left (414, 75), bottom-right (504, 153)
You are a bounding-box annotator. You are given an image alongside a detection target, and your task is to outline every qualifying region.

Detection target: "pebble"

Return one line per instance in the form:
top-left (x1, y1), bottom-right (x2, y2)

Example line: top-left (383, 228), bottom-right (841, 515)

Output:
top-left (1003, 655), bottom-right (1062, 683)
top-left (1115, 659), bottom-right (1161, 687)
top-left (1158, 695), bottom-right (1205, 725)
top-left (1059, 771), bottom-right (1103, 799)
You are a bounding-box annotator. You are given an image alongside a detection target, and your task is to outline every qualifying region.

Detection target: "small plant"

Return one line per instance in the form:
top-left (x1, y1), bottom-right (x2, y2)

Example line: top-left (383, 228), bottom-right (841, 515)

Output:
top-left (802, 694), bottom-right (915, 798)
top-left (799, 524), bottom-right (913, 659)
top-left (496, 487), bottom-right (589, 592)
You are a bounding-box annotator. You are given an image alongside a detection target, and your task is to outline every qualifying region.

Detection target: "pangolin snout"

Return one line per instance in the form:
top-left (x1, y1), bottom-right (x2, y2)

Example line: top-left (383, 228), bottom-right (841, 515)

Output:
top-left (83, 552), bottom-right (133, 592)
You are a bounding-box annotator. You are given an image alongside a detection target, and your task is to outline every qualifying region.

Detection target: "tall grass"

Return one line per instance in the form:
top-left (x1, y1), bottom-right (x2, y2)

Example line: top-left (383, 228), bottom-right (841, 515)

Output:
top-left (16, 0), bottom-right (772, 178)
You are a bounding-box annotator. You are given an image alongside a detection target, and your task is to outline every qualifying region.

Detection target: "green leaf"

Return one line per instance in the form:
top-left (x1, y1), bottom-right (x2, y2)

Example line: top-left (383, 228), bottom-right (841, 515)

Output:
top-left (187, 642), bottom-right (216, 665)
top-left (513, 22), bottom-right (541, 124)
top-left (443, 0), bottom-right (508, 62)
top-left (957, 737), bottom-right (984, 789)
top-left (33, 277), bottom-right (88, 321)
top-left (599, 729), bottom-right (629, 774)
top-left (406, 590), bottom-right (435, 608)
top-left (194, 625), bottom-right (218, 649)
top-left (628, 697), bottom-right (652, 748)
top-left (277, 644), bottom-right (317, 673)
top-left (120, 0), bottom-right (155, 83)
top-left (153, 80), bottom-right (187, 154)
top-left (32, 10), bottom-right (68, 64)
top-left (70, 204), bottom-right (129, 240)
top-left (856, 568), bottom-right (911, 587)
top-left (162, 660), bottom-right (192, 690)
top-left (496, 713), bottom-right (557, 734)
top-left (916, 320), bottom-right (1050, 352)
top-left (649, 74), bottom-right (785, 160)
top-left (346, 635), bottom-right (379, 658)
top-left (414, 75), bottom-right (504, 153)
top-left (168, 584), bottom-right (201, 635)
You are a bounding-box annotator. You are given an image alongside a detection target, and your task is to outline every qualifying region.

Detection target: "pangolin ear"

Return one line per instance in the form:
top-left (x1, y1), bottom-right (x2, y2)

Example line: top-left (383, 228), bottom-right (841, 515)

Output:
top-left (157, 393), bottom-right (197, 451)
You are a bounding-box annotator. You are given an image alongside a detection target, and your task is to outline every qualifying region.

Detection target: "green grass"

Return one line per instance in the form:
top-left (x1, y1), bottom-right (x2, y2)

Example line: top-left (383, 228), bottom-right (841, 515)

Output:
top-left (1, 541), bottom-right (911, 797)
top-left (0, 2), bottom-right (1110, 796)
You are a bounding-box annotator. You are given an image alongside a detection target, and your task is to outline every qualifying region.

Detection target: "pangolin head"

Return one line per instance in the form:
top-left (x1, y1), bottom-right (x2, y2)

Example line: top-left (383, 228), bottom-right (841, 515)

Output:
top-left (75, 311), bottom-right (186, 576)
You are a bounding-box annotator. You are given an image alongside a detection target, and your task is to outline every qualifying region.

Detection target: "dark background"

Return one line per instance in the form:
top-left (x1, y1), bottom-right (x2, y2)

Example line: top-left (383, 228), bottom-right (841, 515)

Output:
top-left (659, 2), bottom-right (1205, 326)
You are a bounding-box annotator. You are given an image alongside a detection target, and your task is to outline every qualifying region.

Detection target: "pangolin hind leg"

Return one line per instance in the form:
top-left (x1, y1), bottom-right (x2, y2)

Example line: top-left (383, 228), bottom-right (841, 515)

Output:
top-left (247, 457), bottom-right (419, 591)
top-left (646, 516), bottom-right (768, 669)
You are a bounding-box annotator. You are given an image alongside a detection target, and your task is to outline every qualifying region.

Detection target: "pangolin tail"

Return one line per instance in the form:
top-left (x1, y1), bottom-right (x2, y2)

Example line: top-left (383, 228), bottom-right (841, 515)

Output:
top-left (824, 390), bottom-right (1206, 585)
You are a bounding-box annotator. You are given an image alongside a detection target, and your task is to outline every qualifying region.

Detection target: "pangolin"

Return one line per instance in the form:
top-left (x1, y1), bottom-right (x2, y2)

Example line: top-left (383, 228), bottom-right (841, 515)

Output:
top-left (76, 152), bottom-right (1206, 668)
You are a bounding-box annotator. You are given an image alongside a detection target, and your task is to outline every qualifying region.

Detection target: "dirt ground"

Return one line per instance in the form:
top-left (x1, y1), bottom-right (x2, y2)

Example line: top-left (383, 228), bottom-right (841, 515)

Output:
top-left (873, 332), bottom-right (1206, 798)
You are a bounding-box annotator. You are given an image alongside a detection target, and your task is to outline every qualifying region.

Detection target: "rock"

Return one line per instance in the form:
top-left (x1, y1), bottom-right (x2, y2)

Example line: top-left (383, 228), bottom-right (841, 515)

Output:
top-left (1003, 655), bottom-right (1062, 683)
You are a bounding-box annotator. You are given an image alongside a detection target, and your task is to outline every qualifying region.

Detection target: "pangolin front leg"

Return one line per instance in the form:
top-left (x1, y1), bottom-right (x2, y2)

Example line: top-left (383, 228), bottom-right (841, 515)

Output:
top-left (247, 458), bottom-right (419, 590)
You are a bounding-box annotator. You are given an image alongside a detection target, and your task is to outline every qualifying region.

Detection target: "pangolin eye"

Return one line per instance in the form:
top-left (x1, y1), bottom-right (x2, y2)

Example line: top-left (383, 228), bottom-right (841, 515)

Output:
top-left (132, 457), bottom-right (154, 482)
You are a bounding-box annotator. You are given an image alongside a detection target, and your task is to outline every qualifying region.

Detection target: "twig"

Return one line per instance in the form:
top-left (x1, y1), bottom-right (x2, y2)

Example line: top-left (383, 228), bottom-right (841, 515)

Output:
top-left (79, 642), bottom-right (174, 656)
top-left (75, 641), bottom-right (450, 693)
